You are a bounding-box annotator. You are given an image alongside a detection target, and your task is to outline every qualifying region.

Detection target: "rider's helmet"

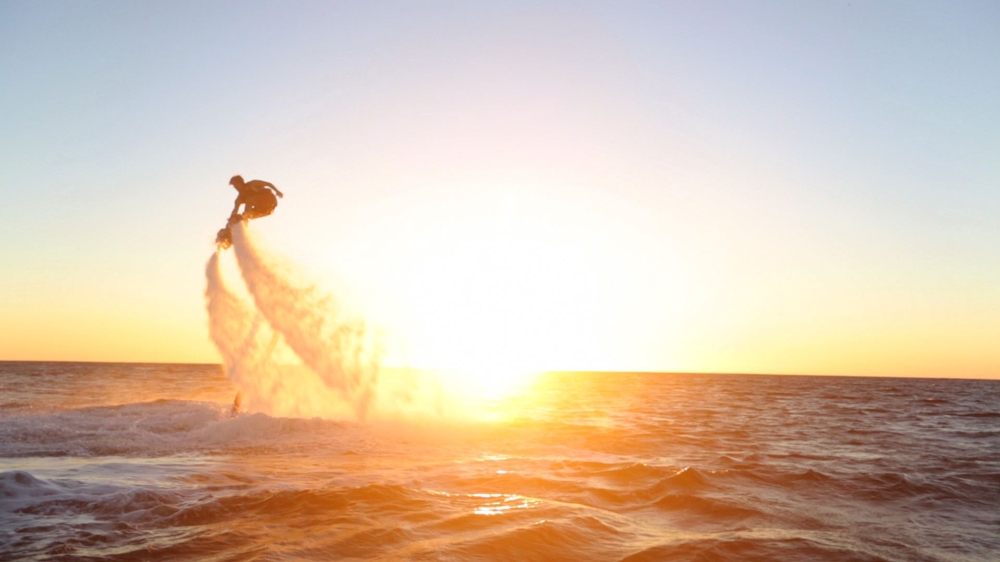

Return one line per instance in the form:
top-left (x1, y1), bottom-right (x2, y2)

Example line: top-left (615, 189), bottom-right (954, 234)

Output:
top-left (229, 175), bottom-right (244, 187)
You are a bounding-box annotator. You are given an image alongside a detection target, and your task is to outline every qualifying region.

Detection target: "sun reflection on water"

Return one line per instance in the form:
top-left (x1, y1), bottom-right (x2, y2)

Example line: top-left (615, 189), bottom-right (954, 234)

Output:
top-left (472, 494), bottom-right (540, 516)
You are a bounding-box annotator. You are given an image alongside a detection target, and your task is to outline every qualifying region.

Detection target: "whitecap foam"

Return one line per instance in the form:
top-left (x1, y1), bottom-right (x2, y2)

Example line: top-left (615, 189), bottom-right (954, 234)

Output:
top-left (0, 400), bottom-right (351, 458)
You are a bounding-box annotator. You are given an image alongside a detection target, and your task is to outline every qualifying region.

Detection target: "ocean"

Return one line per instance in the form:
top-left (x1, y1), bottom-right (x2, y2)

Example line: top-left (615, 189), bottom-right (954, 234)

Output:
top-left (1, 362), bottom-right (998, 561)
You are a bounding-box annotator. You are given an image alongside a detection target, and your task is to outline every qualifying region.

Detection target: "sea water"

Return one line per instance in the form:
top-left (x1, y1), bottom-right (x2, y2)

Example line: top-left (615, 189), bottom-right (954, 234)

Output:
top-left (1, 362), bottom-right (998, 561)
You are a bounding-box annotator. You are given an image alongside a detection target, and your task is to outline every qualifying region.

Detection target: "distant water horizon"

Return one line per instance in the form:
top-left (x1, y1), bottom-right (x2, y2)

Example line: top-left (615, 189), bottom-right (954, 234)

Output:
top-left (2, 361), bottom-right (998, 561)
top-left (1, 360), bottom-right (995, 381)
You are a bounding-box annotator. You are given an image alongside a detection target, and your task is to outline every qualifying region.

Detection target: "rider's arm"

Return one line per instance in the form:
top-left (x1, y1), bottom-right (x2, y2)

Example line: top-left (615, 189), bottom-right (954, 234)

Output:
top-left (230, 196), bottom-right (244, 218)
top-left (265, 183), bottom-right (283, 198)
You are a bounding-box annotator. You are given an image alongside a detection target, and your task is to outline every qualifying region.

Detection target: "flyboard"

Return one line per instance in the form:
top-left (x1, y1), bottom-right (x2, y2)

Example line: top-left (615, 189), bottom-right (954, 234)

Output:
top-left (215, 214), bottom-right (243, 250)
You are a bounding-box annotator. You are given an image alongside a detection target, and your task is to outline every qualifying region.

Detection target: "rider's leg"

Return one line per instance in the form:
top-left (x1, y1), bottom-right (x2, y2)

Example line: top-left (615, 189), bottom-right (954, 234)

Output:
top-left (243, 204), bottom-right (267, 220)
top-left (243, 193), bottom-right (277, 220)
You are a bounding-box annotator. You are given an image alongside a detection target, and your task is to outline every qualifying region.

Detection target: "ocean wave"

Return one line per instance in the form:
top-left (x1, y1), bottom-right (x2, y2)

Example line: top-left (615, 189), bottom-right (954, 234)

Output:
top-left (647, 493), bottom-right (766, 523)
top-left (1, 470), bottom-right (63, 500)
top-left (847, 472), bottom-right (959, 504)
top-left (4, 365), bottom-right (1000, 561)
top-left (0, 400), bottom-right (350, 458)
top-left (619, 534), bottom-right (892, 562)
top-left (590, 462), bottom-right (673, 484)
top-left (1, 469), bottom-right (184, 531)
top-left (719, 466), bottom-right (835, 488)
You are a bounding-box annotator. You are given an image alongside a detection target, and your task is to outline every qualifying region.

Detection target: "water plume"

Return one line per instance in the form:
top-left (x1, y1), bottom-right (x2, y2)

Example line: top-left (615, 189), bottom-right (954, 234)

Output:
top-left (209, 222), bottom-right (383, 420)
top-left (205, 222), bottom-right (475, 421)
top-left (204, 252), bottom-right (284, 415)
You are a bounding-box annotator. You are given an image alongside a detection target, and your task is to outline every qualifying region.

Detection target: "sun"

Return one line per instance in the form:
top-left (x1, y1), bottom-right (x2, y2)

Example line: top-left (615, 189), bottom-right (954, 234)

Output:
top-left (316, 178), bottom-right (676, 393)
top-left (383, 188), bottom-right (603, 396)
top-left (440, 363), bottom-right (541, 403)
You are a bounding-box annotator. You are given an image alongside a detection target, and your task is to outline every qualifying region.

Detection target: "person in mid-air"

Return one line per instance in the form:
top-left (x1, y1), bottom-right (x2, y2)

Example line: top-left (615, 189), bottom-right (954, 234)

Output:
top-left (229, 175), bottom-right (283, 221)
top-left (216, 175), bottom-right (284, 249)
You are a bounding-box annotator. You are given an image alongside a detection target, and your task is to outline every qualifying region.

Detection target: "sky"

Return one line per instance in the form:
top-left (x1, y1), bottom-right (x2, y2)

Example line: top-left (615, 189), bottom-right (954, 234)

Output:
top-left (1, 1), bottom-right (998, 378)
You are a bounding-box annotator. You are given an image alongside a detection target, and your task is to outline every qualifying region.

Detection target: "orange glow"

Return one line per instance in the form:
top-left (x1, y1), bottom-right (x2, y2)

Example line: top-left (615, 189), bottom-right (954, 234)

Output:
top-left (319, 179), bottom-right (687, 380)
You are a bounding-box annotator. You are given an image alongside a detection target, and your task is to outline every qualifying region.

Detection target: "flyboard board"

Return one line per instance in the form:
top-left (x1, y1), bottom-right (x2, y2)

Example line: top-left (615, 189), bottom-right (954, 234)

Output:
top-left (216, 214), bottom-right (244, 250)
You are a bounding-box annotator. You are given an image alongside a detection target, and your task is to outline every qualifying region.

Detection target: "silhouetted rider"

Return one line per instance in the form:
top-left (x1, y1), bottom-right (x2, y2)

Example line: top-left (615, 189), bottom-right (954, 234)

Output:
top-left (229, 175), bottom-right (283, 221)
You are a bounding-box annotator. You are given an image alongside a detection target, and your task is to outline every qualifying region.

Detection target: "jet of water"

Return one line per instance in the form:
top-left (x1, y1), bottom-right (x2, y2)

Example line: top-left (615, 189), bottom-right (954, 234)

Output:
top-left (227, 222), bottom-right (382, 420)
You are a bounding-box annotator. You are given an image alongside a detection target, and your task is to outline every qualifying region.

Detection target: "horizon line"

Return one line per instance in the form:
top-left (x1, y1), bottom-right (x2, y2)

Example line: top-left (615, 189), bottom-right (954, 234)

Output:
top-left (0, 359), bottom-right (995, 382)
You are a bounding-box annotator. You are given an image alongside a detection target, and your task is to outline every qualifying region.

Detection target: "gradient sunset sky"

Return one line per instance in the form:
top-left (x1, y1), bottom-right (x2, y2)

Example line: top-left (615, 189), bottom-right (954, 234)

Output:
top-left (1, 1), bottom-right (998, 378)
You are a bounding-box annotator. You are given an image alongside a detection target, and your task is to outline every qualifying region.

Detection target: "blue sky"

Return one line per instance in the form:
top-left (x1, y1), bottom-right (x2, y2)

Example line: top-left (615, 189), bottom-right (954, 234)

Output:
top-left (1, 1), bottom-right (998, 376)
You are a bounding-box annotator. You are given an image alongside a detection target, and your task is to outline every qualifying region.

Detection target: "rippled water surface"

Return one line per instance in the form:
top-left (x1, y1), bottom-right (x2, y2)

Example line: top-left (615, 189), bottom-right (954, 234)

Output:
top-left (2, 362), bottom-right (999, 561)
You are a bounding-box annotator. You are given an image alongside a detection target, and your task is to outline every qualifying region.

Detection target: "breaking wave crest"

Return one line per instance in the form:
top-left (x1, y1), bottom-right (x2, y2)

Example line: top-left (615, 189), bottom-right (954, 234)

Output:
top-left (0, 399), bottom-right (350, 458)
